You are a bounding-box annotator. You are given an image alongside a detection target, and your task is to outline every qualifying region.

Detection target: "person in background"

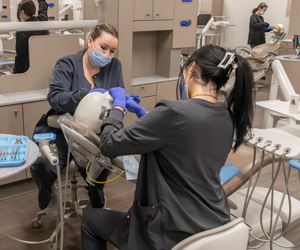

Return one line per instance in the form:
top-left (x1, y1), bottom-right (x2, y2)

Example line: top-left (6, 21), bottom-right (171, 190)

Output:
top-left (13, 0), bottom-right (49, 74)
top-left (248, 2), bottom-right (274, 49)
top-left (30, 23), bottom-right (124, 216)
top-left (81, 44), bottom-right (254, 250)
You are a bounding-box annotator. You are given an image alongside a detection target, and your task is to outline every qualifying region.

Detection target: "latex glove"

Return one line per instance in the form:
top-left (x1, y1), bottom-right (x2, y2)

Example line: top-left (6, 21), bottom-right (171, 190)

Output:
top-left (269, 26), bottom-right (275, 30)
top-left (88, 88), bottom-right (107, 94)
top-left (128, 94), bottom-right (141, 104)
top-left (109, 87), bottom-right (126, 111)
top-left (125, 95), bottom-right (147, 118)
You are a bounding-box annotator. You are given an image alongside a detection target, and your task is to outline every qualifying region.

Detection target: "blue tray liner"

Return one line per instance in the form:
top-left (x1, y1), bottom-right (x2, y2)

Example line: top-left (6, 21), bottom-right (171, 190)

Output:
top-left (0, 136), bottom-right (28, 167)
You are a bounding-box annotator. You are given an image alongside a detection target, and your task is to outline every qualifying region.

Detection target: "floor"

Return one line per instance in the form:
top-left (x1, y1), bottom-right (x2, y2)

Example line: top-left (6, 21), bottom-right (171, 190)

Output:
top-left (0, 69), bottom-right (300, 250)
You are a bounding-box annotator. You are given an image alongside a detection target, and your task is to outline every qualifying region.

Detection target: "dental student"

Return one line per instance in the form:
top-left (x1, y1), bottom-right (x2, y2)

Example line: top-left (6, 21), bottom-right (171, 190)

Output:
top-left (81, 44), bottom-right (254, 250)
top-left (248, 2), bottom-right (274, 49)
top-left (31, 23), bottom-right (124, 216)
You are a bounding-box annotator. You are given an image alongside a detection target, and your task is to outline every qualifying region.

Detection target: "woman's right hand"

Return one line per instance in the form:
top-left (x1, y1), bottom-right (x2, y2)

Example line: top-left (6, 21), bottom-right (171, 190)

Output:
top-left (125, 95), bottom-right (147, 118)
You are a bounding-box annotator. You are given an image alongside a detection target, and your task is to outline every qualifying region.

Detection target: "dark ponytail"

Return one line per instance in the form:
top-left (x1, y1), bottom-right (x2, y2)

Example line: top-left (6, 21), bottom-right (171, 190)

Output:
top-left (252, 2), bottom-right (268, 14)
top-left (227, 55), bottom-right (254, 151)
top-left (177, 45), bottom-right (254, 152)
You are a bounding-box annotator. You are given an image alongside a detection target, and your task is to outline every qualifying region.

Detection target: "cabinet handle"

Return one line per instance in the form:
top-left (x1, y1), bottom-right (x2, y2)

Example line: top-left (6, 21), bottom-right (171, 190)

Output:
top-left (155, 13), bottom-right (160, 18)
top-left (180, 20), bottom-right (191, 27)
top-left (14, 109), bottom-right (18, 116)
top-left (145, 13), bottom-right (151, 18)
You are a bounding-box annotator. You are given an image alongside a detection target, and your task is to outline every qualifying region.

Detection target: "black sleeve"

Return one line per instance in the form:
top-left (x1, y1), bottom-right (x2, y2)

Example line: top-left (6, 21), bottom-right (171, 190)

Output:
top-left (100, 101), bottom-right (172, 158)
top-left (47, 58), bottom-right (88, 113)
top-left (37, 0), bottom-right (48, 21)
top-left (250, 15), bottom-right (269, 30)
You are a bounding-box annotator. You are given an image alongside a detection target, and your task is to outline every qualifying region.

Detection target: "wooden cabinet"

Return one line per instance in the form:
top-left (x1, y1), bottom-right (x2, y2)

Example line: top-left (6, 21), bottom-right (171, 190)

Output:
top-left (133, 0), bottom-right (175, 21)
top-left (23, 101), bottom-right (51, 139)
top-left (173, 0), bottom-right (198, 48)
top-left (0, 100), bottom-right (50, 186)
top-left (198, 0), bottom-right (213, 14)
top-left (198, 0), bottom-right (223, 16)
top-left (127, 80), bottom-right (178, 126)
top-left (0, 0), bottom-right (11, 22)
top-left (157, 80), bottom-right (177, 101)
top-left (0, 105), bottom-right (24, 135)
top-left (132, 83), bottom-right (157, 97)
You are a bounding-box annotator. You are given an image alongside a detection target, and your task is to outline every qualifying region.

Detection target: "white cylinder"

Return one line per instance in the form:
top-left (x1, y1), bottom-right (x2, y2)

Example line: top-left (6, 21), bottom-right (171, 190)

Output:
top-left (0, 20), bottom-right (99, 32)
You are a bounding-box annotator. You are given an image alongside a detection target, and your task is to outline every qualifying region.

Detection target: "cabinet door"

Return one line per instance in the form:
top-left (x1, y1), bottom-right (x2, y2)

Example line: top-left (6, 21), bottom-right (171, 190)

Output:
top-left (153, 0), bottom-right (174, 20)
top-left (23, 101), bottom-right (51, 139)
top-left (0, 104), bottom-right (23, 135)
top-left (133, 0), bottom-right (153, 20)
top-left (156, 80), bottom-right (178, 101)
top-left (202, 0), bottom-right (213, 14)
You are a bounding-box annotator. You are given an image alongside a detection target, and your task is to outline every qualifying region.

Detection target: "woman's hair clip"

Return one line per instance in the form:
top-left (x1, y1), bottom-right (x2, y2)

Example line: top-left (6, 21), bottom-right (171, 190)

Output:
top-left (217, 52), bottom-right (235, 69)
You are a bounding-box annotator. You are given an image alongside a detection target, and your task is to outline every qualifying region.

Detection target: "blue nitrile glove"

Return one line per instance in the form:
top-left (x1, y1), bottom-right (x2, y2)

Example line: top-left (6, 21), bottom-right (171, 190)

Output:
top-left (109, 87), bottom-right (126, 111)
top-left (129, 94), bottom-right (141, 104)
top-left (269, 26), bottom-right (275, 30)
top-left (88, 88), bottom-right (107, 94)
top-left (125, 95), bottom-right (147, 118)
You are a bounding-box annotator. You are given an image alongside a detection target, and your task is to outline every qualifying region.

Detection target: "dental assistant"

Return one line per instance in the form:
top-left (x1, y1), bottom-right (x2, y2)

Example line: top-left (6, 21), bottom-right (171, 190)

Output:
top-left (14, 0), bottom-right (49, 74)
top-left (31, 23), bottom-right (124, 215)
top-left (248, 2), bottom-right (274, 49)
top-left (81, 45), bottom-right (255, 250)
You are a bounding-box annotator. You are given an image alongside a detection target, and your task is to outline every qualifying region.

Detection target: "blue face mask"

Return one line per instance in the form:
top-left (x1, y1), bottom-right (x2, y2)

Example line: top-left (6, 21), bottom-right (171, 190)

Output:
top-left (179, 72), bottom-right (191, 100)
top-left (260, 10), bottom-right (265, 15)
top-left (20, 15), bottom-right (25, 22)
top-left (89, 40), bottom-right (112, 68)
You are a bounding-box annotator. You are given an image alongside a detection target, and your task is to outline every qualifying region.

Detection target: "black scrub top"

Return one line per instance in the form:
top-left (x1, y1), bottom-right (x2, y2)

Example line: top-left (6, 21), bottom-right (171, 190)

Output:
top-left (247, 13), bottom-right (269, 47)
top-left (34, 49), bottom-right (124, 135)
top-left (13, 0), bottom-right (49, 74)
top-left (100, 99), bottom-right (233, 250)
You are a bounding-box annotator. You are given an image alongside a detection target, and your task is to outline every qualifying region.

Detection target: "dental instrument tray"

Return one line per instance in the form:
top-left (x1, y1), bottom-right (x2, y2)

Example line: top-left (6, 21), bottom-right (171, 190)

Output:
top-left (0, 136), bottom-right (28, 167)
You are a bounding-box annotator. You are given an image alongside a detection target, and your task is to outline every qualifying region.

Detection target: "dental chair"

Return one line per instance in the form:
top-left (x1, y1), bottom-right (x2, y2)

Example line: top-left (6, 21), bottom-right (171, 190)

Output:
top-left (171, 217), bottom-right (249, 250)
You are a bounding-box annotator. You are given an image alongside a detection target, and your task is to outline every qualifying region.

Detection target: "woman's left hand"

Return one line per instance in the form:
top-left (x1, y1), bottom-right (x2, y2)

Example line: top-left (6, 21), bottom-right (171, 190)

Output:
top-left (109, 87), bottom-right (126, 111)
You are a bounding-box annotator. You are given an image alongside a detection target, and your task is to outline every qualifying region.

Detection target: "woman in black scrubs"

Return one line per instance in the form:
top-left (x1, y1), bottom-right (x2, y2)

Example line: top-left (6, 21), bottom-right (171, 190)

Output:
top-left (81, 44), bottom-right (254, 250)
top-left (248, 2), bottom-right (274, 49)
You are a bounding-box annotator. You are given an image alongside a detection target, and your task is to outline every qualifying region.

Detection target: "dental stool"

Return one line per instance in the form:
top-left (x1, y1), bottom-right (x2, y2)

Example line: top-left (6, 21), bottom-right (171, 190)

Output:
top-left (171, 217), bottom-right (249, 250)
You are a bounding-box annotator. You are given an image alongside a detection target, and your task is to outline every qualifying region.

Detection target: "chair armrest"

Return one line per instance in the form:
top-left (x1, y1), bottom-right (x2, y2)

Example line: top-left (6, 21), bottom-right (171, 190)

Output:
top-left (47, 115), bottom-right (61, 129)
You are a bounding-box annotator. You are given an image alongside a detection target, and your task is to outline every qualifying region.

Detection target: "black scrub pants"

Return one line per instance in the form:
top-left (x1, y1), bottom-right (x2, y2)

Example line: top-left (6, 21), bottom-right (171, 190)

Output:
top-left (81, 208), bottom-right (125, 250)
top-left (30, 131), bottom-right (109, 210)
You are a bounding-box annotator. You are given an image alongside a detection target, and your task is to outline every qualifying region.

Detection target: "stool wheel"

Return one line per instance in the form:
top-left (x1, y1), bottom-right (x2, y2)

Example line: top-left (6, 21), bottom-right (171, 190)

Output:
top-left (32, 218), bottom-right (42, 228)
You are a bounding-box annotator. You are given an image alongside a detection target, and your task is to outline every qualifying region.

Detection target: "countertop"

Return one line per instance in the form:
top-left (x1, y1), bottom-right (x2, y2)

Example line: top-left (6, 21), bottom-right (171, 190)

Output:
top-left (132, 75), bottom-right (178, 86)
top-left (0, 76), bottom-right (179, 107)
top-left (0, 88), bottom-right (49, 107)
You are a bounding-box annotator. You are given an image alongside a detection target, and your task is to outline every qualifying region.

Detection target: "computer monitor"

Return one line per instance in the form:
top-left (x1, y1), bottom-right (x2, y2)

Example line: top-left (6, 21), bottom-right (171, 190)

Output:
top-left (197, 13), bottom-right (212, 27)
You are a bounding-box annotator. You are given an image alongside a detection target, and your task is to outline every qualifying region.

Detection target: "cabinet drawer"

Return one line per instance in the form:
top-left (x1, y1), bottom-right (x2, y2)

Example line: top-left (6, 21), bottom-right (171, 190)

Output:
top-left (140, 96), bottom-right (157, 110)
top-left (132, 84), bottom-right (157, 97)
